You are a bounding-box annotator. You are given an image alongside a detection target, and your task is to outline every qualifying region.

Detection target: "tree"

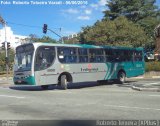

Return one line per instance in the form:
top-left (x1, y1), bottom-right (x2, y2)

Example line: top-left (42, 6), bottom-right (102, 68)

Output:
top-left (104, 0), bottom-right (160, 22)
top-left (28, 34), bottom-right (57, 43)
top-left (0, 49), bottom-right (15, 72)
top-left (79, 16), bottom-right (149, 47)
top-left (103, 0), bottom-right (160, 48)
top-left (79, 26), bottom-right (93, 44)
top-left (63, 34), bottom-right (80, 44)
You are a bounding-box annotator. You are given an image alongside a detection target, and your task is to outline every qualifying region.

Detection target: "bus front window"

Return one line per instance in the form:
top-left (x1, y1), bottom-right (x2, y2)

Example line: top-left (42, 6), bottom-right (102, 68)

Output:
top-left (14, 44), bottom-right (34, 71)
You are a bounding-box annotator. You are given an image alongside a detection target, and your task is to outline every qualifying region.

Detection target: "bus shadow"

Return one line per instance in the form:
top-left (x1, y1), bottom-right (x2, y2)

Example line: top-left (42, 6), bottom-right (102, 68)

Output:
top-left (9, 85), bottom-right (60, 91)
top-left (68, 81), bottom-right (108, 89)
top-left (9, 80), bottom-right (136, 91)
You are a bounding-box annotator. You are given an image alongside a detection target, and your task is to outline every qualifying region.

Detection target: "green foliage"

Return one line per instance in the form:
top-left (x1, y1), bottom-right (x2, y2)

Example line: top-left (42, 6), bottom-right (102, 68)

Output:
top-left (0, 49), bottom-right (15, 72)
top-left (103, 0), bottom-right (160, 48)
top-left (80, 16), bottom-right (149, 47)
top-left (0, 50), bottom-right (5, 71)
top-left (64, 37), bottom-right (80, 44)
top-left (28, 34), bottom-right (57, 43)
top-left (145, 61), bottom-right (160, 72)
top-left (104, 0), bottom-right (159, 22)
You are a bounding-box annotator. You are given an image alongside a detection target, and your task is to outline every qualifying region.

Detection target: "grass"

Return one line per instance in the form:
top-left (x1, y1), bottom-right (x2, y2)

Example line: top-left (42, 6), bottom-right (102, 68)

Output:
top-left (145, 61), bottom-right (160, 72)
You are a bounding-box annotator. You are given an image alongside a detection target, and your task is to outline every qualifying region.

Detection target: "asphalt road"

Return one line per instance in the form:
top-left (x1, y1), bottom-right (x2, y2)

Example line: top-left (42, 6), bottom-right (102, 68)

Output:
top-left (0, 79), bottom-right (160, 121)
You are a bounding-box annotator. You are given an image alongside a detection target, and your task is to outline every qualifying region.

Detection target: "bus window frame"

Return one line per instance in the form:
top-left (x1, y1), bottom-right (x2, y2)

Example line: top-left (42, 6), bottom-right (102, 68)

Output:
top-left (89, 48), bottom-right (105, 63)
top-left (133, 50), bottom-right (143, 62)
top-left (78, 48), bottom-right (89, 63)
top-left (57, 47), bottom-right (78, 64)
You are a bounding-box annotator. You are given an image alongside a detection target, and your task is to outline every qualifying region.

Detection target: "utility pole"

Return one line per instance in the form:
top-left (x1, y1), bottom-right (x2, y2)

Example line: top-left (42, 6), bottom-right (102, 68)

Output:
top-left (0, 15), bottom-right (9, 81)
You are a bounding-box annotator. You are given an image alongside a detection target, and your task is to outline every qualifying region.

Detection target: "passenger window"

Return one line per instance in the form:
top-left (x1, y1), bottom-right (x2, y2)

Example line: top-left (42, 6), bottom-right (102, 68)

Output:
top-left (78, 48), bottom-right (88, 63)
top-left (134, 51), bottom-right (143, 61)
top-left (58, 47), bottom-right (77, 63)
top-left (123, 50), bottom-right (133, 61)
top-left (35, 46), bottom-right (55, 71)
top-left (89, 49), bottom-right (104, 63)
top-left (105, 49), bottom-right (114, 62)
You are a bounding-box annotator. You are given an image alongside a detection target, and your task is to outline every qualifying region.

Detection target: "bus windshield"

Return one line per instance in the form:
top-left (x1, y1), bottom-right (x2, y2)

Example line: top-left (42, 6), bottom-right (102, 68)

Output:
top-left (14, 44), bottom-right (34, 72)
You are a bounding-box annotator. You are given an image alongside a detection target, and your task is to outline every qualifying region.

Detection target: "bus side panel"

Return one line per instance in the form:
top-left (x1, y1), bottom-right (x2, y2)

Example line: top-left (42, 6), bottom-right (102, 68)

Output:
top-left (61, 63), bottom-right (108, 83)
top-left (34, 61), bottom-right (61, 85)
top-left (103, 62), bottom-right (118, 80)
top-left (133, 61), bottom-right (145, 76)
top-left (122, 61), bottom-right (136, 78)
top-left (124, 61), bottom-right (145, 78)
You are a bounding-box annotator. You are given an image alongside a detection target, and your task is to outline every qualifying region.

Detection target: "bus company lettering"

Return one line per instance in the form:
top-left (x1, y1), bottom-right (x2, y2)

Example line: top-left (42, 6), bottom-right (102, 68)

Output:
top-left (81, 68), bottom-right (98, 72)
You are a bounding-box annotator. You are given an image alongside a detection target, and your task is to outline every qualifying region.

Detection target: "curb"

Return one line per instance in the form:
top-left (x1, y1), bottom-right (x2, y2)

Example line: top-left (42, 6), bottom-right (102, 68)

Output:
top-left (132, 86), bottom-right (160, 92)
top-left (127, 76), bottom-right (160, 80)
top-left (0, 85), bottom-right (11, 88)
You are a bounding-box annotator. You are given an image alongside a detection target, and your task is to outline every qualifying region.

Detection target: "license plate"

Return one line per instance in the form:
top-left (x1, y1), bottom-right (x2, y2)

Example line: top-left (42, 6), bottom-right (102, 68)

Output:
top-left (17, 80), bottom-right (22, 83)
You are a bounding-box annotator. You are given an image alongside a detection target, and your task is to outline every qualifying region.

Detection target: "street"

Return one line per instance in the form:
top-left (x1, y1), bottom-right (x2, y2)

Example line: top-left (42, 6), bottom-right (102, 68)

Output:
top-left (0, 78), bottom-right (160, 121)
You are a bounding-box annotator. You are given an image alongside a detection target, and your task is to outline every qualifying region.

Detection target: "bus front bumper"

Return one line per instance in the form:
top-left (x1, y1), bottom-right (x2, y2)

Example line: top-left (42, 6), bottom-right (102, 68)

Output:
top-left (13, 76), bottom-right (36, 85)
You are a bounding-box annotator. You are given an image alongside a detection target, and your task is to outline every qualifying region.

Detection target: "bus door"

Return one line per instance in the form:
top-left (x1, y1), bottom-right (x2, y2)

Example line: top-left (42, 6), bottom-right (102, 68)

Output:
top-left (34, 46), bottom-right (56, 85)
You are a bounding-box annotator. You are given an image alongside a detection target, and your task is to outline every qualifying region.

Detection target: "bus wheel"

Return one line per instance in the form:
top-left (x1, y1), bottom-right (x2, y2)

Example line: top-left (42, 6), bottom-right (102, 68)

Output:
top-left (41, 85), bottom-right (49, 90)
top-left (117, 71), bottom-right (126, 84)
top-left (60, 75), bottom-right (68, 90)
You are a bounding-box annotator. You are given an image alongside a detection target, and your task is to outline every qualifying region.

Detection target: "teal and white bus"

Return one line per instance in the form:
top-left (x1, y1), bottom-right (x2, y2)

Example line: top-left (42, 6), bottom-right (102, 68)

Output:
top-left (13, 43), bottom-right (145, 89)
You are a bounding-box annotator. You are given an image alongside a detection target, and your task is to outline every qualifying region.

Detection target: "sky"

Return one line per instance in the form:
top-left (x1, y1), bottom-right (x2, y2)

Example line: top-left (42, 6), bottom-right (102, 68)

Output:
top-left (0, 0), bottom-right (160, 40)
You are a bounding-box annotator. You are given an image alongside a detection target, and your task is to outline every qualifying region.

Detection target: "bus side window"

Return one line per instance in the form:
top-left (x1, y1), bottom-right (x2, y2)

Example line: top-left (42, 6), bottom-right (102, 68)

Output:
top-left (95, 49), bottom-right (104, 63)
top-left (89, 49), bottom-right (96, 62)
top-left (119, 50), bottom-right (126, 62)
top-left (89, 49), bottom-right (104, 63)
top-left (134, 51), bottom-right (142, 61)
top-left (78, 48), bottom-right (88, 63)
top-left (105, 49), bottom-right (114, 62)
top-left (123, 50), bottom-right (133, 61)
top-left (113, 49), bottom-right (121, 62)
top-left (58, 47), bottom-right (77, 63)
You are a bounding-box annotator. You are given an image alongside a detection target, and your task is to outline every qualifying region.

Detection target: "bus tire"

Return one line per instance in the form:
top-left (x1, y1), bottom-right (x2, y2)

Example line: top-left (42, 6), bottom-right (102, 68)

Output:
top-left (117, 71), bottom-right (126, 84)
top-left (60, 75), bottom-right (68, 90)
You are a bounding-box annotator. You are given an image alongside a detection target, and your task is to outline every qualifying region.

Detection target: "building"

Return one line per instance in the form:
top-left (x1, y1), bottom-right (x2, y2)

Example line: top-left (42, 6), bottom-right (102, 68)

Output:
top-left (0, 26), bottom-right (28, 49)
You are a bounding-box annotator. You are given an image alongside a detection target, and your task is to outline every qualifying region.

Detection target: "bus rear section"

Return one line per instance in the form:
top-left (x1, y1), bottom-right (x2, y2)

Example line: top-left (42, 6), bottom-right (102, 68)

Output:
top-left (102, 47), bottom-right (145, 83)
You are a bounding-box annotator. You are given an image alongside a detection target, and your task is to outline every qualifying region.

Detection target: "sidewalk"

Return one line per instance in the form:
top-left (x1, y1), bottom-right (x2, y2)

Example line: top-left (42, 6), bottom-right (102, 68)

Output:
top-left (131, 82), bottom-right (160, 92)
top-left (0, 77), bottom-right (13, 87)
top-left (127, 72), bottom-right (160, 92)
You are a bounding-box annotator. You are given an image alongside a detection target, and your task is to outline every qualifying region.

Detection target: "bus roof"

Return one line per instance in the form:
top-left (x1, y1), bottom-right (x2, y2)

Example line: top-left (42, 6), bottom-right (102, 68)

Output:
top-left (18, 42), bottom-right (143, 50)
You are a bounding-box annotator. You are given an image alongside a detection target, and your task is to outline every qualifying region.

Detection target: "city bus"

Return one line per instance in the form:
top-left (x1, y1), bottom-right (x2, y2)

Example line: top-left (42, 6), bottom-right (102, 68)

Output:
top-left (13, 43), bottom-right (145, 89)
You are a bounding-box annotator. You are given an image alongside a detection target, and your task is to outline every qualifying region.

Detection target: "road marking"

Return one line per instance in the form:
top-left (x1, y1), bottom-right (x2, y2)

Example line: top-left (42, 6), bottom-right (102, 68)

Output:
top-left (103, 104), bottom-right (160, 111)
top-left (148, 83), bottom-right (159, 84)
top-left (0, 95), bottom-right (25, 99)
top-left (143, 82), bottom-right (159, 86)
top-left (149, 95), bottom-right (160, 97)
